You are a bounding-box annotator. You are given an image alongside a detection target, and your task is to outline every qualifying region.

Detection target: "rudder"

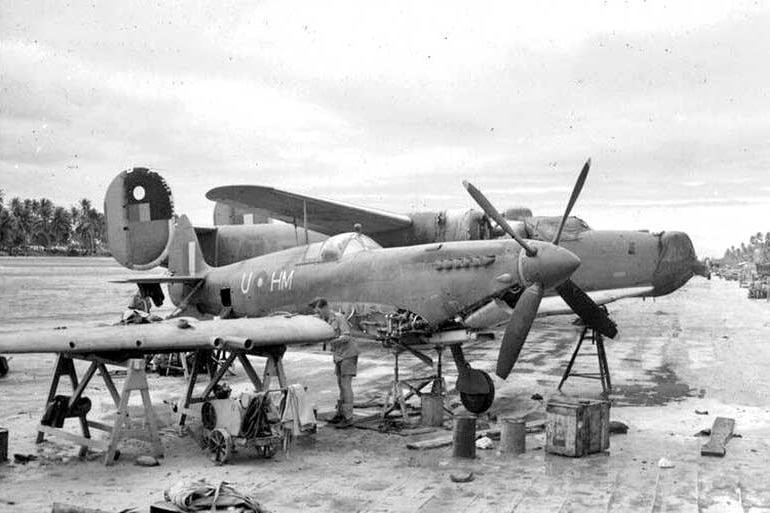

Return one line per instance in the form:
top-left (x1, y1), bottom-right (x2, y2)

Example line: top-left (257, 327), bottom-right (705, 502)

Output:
top-left (168, 215), bottom-right (211, 277)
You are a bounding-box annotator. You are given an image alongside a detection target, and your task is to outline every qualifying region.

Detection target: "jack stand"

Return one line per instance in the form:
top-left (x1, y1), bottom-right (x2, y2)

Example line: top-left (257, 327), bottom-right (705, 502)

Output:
top-left (381, 346), bottom-right (450, 423)
top-left (36, 355), bottom-right (163, 465)
top-left (157, 352), bottom-right (190, 378)
top-left (557, 326), bottom-right (612, 395)
top-left (178, 346), bottom-right (288, 427)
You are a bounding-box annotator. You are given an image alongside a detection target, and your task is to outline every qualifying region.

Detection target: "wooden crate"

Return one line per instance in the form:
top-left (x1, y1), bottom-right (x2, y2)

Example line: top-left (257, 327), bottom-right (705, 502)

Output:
top-left (545, 398), bottom-right (609, 457)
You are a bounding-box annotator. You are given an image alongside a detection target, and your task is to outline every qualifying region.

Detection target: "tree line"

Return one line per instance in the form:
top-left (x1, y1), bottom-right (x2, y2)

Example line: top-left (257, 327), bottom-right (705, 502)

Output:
top-left (0, 188), bottom-right (106, 255)
top-left (722, 231), bottom-right (770, 265)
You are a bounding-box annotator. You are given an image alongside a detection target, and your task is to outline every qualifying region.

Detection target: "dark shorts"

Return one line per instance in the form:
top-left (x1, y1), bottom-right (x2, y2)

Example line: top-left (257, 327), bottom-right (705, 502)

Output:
top-left (335, 356), bottom-right (358, 377)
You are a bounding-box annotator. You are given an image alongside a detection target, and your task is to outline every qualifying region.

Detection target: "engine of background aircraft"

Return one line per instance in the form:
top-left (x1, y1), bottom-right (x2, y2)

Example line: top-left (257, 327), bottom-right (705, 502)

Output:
top-left (405, 209), bottom-right (494, 244)
top-left (652, 231), bottom-right (709, 295)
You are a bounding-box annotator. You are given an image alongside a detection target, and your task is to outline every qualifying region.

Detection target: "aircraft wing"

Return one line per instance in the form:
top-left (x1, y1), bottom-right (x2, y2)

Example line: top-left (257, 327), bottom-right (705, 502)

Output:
top-left (0, 315), bottom-right (334, 355)
top-left (206, 185), bottom-right (413, 235)
top-left (538, 286), bottom-right (655, 317)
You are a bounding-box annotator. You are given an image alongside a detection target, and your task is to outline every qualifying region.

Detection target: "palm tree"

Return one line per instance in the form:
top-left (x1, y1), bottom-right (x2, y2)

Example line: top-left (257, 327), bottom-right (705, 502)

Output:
top-left (73, 198), bottom-right (105, 254)
top-left (0, 205), bottom-right (16, 250)
top-left (27, 197), bottom-right (54, 248)
top-left (9, 197), bottom-right (31, 250)
top-left (50, 206), bottom-right (72, 246)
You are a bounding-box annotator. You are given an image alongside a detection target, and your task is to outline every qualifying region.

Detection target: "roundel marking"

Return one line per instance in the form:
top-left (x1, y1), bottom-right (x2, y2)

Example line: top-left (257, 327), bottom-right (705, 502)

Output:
top-left (255, 271), bottom-right (268, 291)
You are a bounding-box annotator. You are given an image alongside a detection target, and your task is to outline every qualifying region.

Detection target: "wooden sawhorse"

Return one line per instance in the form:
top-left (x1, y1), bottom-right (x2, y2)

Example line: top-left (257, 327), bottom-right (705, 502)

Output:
top-left (36, 355), bottom-right (163, 465)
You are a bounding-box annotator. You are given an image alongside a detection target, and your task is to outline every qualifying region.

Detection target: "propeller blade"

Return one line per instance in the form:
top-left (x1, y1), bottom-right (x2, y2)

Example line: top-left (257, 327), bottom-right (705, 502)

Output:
top-left (463, 180), bottom-right (537, 257)
top-left (555, 279), bottom-right (618, 338)
top-left (496, 282), bottom-right (543, 379)
top-left (553, 158), bottom-right (591, 245)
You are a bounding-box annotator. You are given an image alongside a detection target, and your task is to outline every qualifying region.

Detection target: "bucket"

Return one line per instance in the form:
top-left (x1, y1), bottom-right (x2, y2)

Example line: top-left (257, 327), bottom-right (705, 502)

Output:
top-left (452, 413), bottom-right (476, 459)
top-left (421, 394), bottom-right (444, 427)
top-left (500, 417), bottom-right (526, 455)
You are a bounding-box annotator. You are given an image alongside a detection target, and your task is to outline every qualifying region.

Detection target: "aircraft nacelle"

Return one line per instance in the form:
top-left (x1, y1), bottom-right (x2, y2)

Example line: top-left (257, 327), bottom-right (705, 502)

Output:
top-left (376, 209), bottom-right (494, 247)
top-left (413, 209), bottom-right (493, 242)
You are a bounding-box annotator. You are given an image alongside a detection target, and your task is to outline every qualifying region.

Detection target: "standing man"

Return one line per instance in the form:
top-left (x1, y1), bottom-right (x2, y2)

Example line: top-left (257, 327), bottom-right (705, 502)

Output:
top-left (310, 297), bottom-right (359, 429)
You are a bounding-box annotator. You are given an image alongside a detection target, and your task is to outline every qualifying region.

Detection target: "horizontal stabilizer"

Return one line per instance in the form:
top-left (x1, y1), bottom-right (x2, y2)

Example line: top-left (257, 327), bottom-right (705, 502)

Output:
top-left (0, 315), bottom-right (335, 355)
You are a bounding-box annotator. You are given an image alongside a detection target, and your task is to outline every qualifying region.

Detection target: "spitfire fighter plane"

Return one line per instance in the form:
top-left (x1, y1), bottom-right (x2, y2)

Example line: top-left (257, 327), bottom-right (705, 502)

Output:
top-left (96, 163), bottom-right (623, 414)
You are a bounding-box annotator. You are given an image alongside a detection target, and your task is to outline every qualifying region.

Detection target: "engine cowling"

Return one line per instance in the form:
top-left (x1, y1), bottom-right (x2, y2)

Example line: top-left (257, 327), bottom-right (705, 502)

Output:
top-left (104, 168), bottom-right (175, 270)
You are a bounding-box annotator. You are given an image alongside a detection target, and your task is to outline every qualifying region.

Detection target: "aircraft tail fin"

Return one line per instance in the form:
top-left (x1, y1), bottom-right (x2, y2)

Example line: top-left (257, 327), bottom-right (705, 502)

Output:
top-left (104, 167), bottom-right (175, 270)
top-left (168, 214), bottom-right (211, 277)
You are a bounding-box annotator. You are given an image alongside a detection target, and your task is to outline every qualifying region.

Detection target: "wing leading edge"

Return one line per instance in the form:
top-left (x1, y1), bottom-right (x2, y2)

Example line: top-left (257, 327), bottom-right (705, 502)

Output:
top-left (0, 315), bottom-right (335, 355)
top-left (206, 185), bottom-right (413, 236)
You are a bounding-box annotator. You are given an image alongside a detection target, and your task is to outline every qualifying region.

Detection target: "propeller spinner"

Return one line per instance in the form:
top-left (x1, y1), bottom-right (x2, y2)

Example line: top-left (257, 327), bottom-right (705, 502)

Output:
top-left (464, 158), bottom-right (617, 380)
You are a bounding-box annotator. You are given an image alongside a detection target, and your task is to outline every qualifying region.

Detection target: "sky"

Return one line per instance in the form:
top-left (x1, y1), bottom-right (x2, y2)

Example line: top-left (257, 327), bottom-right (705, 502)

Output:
top-left (1, 1), bottom-right (769, 258)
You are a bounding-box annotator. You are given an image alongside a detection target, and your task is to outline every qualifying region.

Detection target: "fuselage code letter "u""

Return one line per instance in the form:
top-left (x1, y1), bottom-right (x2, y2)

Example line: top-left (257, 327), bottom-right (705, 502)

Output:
top-left (240, 272), bottom-right (253, 294)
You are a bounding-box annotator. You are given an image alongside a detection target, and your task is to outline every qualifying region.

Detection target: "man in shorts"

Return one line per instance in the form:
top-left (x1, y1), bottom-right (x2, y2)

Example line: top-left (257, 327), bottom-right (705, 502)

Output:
top-left (310, 297), bottom-right (359, 429)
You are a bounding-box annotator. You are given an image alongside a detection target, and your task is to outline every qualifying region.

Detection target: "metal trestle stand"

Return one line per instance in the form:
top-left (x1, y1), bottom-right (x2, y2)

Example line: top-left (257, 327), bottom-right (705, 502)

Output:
top-left (557, 326), bottom-right (612, 395)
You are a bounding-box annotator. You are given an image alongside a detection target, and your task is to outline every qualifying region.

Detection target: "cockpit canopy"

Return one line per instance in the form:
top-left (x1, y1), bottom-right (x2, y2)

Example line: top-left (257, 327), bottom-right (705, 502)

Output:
top-left (303, 232), bottom-right (382, 262)
top-left (525, 216), bottom-right (591, 242)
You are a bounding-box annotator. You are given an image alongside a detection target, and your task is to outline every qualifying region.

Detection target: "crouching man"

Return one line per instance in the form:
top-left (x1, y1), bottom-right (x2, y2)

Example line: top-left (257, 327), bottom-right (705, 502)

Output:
top-left (310, 297), bottom-right (359, 429)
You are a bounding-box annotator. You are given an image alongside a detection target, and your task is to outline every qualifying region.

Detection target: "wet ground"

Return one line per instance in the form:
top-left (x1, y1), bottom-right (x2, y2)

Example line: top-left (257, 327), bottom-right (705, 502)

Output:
top-left (1, 258), bottom-right (769, 512)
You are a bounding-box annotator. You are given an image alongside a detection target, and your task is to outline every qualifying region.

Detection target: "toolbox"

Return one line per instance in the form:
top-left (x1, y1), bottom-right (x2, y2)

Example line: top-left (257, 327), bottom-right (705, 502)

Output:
top-left (545, 397), bottom-right (610, 457)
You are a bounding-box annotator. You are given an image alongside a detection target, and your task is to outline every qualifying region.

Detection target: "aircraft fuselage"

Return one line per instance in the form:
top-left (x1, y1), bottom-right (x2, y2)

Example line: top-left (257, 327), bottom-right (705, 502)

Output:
top-left (170, 235), bottom-right (578, 338)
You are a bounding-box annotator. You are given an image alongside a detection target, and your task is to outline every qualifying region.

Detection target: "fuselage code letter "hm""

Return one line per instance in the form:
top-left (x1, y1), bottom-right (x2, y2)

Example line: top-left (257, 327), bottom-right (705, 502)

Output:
top-left (270, 269), bottom-right (294, 292)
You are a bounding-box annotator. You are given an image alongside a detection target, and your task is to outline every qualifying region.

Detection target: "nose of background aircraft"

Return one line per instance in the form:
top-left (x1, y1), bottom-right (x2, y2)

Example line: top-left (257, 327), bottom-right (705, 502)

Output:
top-left (653, 231), bottom-right (706, 295)
top-left (520, 243), bottom-right (581, 289)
